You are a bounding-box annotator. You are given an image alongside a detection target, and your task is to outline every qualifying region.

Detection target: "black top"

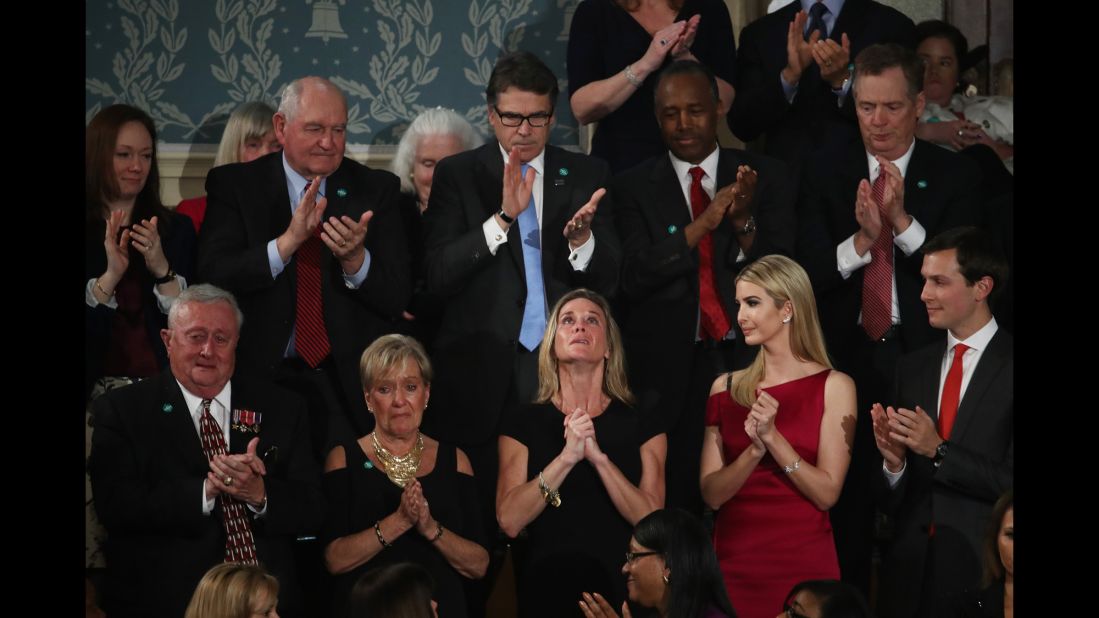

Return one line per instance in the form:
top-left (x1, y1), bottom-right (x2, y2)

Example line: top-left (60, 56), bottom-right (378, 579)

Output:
top-left (567, 0), bottom-right (737, 174)
top-left (322, 439), bottom-right (485, 618)
top-left (500, 400), bottom-right (663, 617)
top-left (396, 191), bottom-right (444, 351)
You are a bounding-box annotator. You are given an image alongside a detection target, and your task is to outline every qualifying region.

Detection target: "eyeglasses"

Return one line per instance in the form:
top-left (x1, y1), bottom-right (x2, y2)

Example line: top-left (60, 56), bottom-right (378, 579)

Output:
top-left (783, 603), bottom-right (809, 618)
top-left (493, 106), bottom-right (553, 127)
top-left (624, 551), bottom-right (660, 564)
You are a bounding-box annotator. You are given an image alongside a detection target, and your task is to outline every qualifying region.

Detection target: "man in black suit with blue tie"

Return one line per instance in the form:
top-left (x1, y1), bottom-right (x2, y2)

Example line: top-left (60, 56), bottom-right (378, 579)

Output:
top-left (870, 226), bottom-right (1012, 618)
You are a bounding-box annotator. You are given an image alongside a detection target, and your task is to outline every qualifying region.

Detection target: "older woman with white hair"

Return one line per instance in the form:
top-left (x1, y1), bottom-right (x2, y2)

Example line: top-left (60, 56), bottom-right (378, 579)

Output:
top-left (390, 107), bottom-right (483, 347)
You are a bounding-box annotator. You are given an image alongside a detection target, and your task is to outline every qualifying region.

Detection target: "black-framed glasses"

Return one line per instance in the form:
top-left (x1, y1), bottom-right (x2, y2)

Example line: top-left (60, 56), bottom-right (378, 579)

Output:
top-left (493, 105), bottom-right (553, 127)
top-left (624, 551), bottom-right (660, 564)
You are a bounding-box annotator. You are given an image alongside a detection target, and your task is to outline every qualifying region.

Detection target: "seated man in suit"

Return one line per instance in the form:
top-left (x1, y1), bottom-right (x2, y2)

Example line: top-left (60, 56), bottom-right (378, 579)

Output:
top-left (198, 76), bottom-right (410, 462)
top-left (420, 50), bottom-right (620, 607)
top-left (795, 42), bottom-right (982, 594)
top-left (730, 0), bottom-right (915, 178)
top-left (615, 59), bottom-right (796, 513)
top-left (870, 226), bottom-right (1012, 618)
top-left (89, 284), bottom-right (324, 618)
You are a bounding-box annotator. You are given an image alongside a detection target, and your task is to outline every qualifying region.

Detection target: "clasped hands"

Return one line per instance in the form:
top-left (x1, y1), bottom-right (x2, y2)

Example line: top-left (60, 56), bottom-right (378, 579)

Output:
top-left (784, 10), bottom-right (852, 88)
top-left (853, 157), bottom-right (910, 253)
top-left (743, 388), bottom-right (780, 457)
top-left (206, 437), bottom-right (267, 508)
top-left (870, 403), bottom-right (942, 473)
top-left (500, 147), bottom-right (606, 250)
top-left (397, 479), bottom-right (440, 538)
top-left (279, 175), bottom-right (373, 273)
top-left (561, 408), bottom-right (607, 465)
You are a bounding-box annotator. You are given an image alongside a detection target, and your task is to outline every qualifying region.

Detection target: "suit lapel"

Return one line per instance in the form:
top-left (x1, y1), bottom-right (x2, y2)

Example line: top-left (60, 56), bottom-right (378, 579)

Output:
top-left (921, 340), bottom-right (947, 422)
top-left (950, 331), bottom-right (1009, 442)
top-left (541, 147), bottom-right (572, 272)
top-left (158, 372), bottom-right (209, 470)
top-left (649, 155), bottom-right (693, 235)
top-left (832, 0), bottom-right (869, 42)
top-left (323, 160), bottom-right (355, 220)
top-left (265, 154), bottom-right (293, 239)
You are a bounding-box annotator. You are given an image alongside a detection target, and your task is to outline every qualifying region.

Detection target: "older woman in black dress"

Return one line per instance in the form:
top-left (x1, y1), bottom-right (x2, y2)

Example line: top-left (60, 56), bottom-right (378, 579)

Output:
top-left (497, 288), bottom-right (667, 617)
top-left (323, 334), bottom-right (488, 618)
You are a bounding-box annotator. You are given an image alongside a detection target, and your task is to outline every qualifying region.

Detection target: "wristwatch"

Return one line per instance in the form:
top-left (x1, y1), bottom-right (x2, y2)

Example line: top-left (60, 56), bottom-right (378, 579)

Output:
top-left (153, 267), bottom-right (176, 285)
top-left (738, 215), bottom-right (756, 236)
top-left (497, 209), bottom-right (515, 224)
top-left (932, 441), bottom-right (950, 468)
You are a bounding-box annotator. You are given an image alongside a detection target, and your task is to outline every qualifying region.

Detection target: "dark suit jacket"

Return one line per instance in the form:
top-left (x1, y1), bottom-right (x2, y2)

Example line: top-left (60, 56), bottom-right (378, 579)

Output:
top-left (197, 152), bottom-right (410, 432)
top-left (421, 143), bottom-right (620, 446)
top-left (796, 138), bottom-right (982, 362)
top-left (89, 371), bottom-right (324, 618)
top-left (875, 330), bottom-right (1013, 618)
top-left (614, 148), bottom-right (796, 426)
top-left (729, 0), bottom-right (915, 175)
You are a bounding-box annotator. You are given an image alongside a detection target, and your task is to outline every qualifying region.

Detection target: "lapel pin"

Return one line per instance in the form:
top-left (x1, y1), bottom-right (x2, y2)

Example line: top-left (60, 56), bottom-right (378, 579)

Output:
top-left (364, 461), bottom-right (375, 470)
top-left (558, 167), bottom-right (568, 176)
top-left (916, 180), bottom-right (928, 189)
top-left (161, 403), bottom-right (173, 413)
top-left (553, 178), bottom-right (565, 186)
top-left (667, 224), bottom-right (678, 234)
top-left (231, 409), bottom-right (263, 434)
top-left (336, 188), bottom-right (348, 197)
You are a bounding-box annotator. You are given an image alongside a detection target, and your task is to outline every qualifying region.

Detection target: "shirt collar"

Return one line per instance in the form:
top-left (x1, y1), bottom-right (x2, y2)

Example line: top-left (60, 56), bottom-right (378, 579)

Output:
top-left (947, 317), bottom-right (999, 354)
top-left (669, 145), bottom-right (721, 182)
top-left (282, 152), bottom-right (327, 204)
top-left (800, 0), bottom-right (845, 18)
top-left (177, 379), bottom-right (233, 421)
top-left (866, 139), bottom-right (916, 180)
top-left (497, 143), bottom-right (545, 176)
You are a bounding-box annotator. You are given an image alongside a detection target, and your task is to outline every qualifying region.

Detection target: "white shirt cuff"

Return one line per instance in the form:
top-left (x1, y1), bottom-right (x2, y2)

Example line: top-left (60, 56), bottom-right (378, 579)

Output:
top-left (86, 278), bottom-right (119, 310)
top-left (267, 239), bottom-right (289, 279)
top-left (837, 235), bottom-right (872, 279)
top-left (893, 217), bottom-right (926, 256)
top-left (341, 250), bottom-right (371, 289)
top-left (202, 483), bottom-right (216, 514)
top-left (482, 214), bottom-right (509, 255)
top-left (568, 233), bottom-right (596, 271)
top-left (152, 274), bottom-right (187, 314)
top-left (883, 459), bottom-right (907, 488)
top-left (780, 72), bottom-right (798, 104)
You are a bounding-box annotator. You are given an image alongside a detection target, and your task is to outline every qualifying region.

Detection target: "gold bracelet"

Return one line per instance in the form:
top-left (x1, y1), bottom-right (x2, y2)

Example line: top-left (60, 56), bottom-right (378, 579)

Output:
top-left (538, 471), bottom-right (562, 507)
top-left (94, 279), bottom-right (114, 299)
top-left (374, 520), bottom-right (392, 548)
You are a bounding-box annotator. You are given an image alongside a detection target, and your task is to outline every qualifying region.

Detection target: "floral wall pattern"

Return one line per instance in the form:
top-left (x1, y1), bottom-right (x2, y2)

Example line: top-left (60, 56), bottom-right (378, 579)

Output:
top-left (86, 0), bottom-right (583, 147)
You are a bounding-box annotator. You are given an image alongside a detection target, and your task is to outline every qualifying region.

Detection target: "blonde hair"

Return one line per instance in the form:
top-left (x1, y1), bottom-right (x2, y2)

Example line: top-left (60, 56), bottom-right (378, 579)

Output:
top-left (359, 334), bottom-right (434, 391)
top-left (183, 562), bottom-right (279, 618)
top-left (534, 289), bottom-right (634, 405)
top-left (214, 101), bottom-right (277, 167)
top-left (730, 255), bottom-right (832, 407)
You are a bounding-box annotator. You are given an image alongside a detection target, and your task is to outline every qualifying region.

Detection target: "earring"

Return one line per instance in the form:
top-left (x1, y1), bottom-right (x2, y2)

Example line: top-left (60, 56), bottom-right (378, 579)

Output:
top-left (782, 315), bottom-right (792, 324)
top-left (662, 573), bottom-right (669, 584)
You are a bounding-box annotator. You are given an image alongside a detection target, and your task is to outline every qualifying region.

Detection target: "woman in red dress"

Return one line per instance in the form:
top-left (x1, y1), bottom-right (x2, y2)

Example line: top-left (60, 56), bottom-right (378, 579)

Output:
top-left (699, 255), bottom-right (857, 618)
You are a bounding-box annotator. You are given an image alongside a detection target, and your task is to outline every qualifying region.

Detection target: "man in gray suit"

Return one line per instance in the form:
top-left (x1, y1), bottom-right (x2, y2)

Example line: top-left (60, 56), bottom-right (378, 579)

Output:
top-left (871, 226), bottom-right (1013, 618)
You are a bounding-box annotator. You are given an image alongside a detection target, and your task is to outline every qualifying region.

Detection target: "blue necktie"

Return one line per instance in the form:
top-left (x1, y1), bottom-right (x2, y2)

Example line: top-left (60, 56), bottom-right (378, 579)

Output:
top-left (806, 1), bottom-right (829, 41)
top-left (517, 163), bottom-right (546, 351)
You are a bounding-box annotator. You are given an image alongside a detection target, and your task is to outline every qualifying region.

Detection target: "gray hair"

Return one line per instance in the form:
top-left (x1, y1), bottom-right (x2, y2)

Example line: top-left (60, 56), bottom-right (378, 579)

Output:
top-left (392, 107), bottom-right (484, 194)
top-left (277, 76), bottom-right (347, 123)
top-left (214, 101), bottom-right (277, 167)
top-left (168, 284), bottom-right (244, 331)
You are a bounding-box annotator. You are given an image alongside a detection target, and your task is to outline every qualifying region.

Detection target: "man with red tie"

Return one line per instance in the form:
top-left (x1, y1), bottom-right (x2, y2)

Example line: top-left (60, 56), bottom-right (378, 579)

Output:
top-left (795, 43), bottom-right (982, 594)
top-left (615, 60), bottom-right (796, 513)
top-left (869, 226), bottom-right (1012, 618)
top-left (198, 76), bottom-right (411, 461)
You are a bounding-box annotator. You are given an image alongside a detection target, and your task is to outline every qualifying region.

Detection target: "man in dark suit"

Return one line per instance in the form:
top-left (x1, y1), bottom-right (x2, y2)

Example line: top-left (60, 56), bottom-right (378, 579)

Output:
top-left (421, 50), bottom-right (619, 607)
top-left (198, 77), bottom-right (410, 460)
top-left (89, 284), bottom-right (323, 618)
top-left (870, 227), bottom-right (1012, 618)
top-left (615, 60), bottom-right (796, 513)
top-left (796, 43), bottom-right (982, 595)
top-left (729, 0), bottom-right (915, 177)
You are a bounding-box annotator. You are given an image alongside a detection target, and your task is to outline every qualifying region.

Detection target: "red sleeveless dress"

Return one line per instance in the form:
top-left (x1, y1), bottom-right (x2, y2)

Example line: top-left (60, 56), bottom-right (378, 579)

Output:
top-left (705, 369), bottom-right (840, 618)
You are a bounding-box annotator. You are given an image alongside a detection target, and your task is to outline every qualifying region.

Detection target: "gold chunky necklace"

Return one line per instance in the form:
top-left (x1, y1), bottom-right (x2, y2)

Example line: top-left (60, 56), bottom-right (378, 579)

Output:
top-left (371, 431), bottom-right (424, 488)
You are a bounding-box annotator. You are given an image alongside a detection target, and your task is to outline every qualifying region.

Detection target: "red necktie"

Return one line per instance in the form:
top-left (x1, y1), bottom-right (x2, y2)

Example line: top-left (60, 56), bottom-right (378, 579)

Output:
top-left (688, 167), bottom-right (731, 340)
top-left (198, 400), bottom-right (259, 564)
top-left (861, 172), bottom-right (893, 340)
top-left (294, 220), bottom-right (332, 368)
top-left (938, 343), bottom-right (969, 439)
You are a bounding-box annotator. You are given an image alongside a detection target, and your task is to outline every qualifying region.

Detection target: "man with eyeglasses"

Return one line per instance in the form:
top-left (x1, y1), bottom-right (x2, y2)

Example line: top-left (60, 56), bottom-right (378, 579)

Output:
top-left (421, 50), bottom-right (620, 614)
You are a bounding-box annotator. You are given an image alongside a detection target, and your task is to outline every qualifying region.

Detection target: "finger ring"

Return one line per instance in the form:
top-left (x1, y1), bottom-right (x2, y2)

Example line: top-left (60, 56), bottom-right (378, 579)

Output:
top-left (224, 475), bottom-right (233, 486)
top-left (660, 38), bottom-right (667, 46)
top-left (576, 221), bottom-right (584, 229)
top-left (338, 240), bottom-right (346, 247)
top-left (957, 130), bottom-right (964, 137)
top-left (825, 61), bottom-right (832, 67)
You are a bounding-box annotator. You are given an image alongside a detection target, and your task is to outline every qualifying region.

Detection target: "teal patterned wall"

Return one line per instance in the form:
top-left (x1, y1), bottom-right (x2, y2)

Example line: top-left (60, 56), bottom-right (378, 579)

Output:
top-left (86, 0), bottom-right (583, 148)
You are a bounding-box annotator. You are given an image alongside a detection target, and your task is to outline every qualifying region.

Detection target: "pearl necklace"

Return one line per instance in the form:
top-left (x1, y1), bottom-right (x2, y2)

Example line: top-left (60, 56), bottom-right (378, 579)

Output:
top-left (371, 431), bottom-right (424, 488)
